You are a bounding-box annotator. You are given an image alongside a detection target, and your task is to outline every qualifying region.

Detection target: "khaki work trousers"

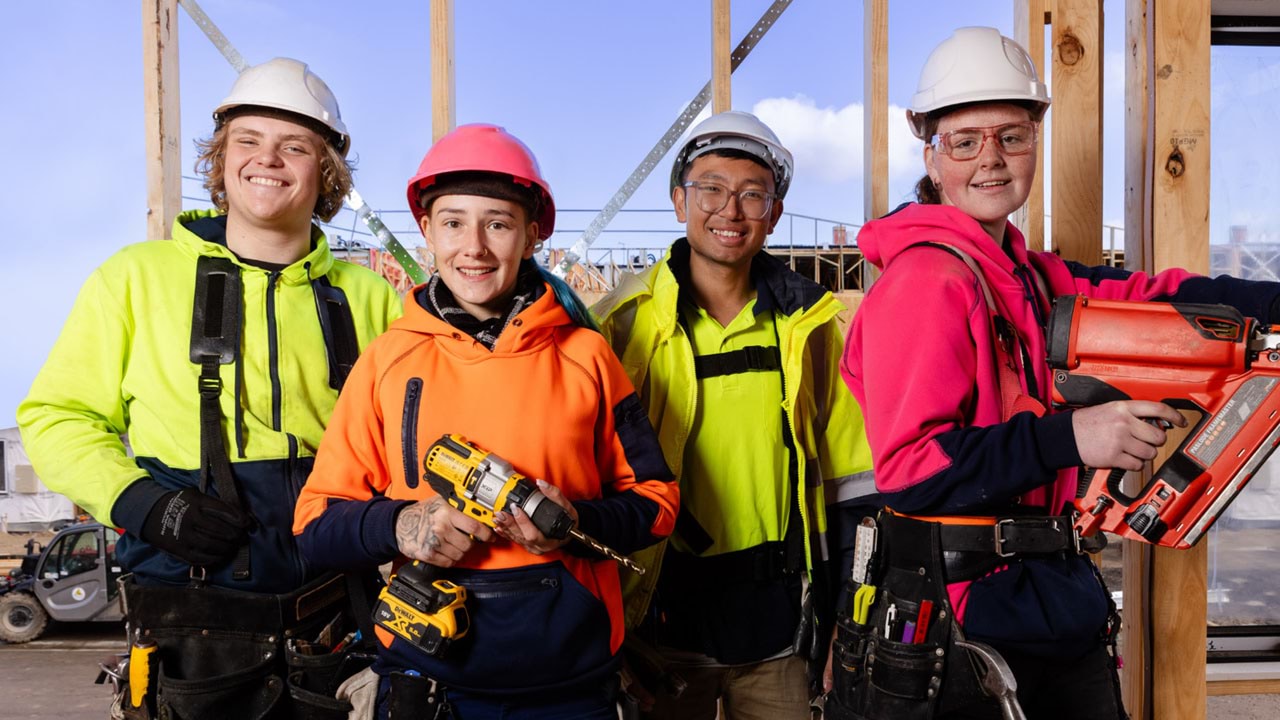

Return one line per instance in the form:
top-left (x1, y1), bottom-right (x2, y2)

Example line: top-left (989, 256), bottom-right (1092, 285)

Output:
top-left (642, 654), bottom-right (809, 720)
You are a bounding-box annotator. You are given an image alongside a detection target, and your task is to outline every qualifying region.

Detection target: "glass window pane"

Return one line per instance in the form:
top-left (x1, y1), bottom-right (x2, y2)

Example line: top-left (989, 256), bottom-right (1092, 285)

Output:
top-left (1208, 43), bottom-right (1280, 628)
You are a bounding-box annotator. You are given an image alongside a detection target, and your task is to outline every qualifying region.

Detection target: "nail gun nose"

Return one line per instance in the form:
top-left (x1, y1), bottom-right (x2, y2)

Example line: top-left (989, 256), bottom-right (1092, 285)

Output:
top-left (955, 639), bottom-right (1027, 720)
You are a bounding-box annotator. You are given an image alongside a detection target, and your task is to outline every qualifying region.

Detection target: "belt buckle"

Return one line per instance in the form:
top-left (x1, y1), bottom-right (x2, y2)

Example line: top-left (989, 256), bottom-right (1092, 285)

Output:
top-left (993, 519), bottom-right (1016, 558)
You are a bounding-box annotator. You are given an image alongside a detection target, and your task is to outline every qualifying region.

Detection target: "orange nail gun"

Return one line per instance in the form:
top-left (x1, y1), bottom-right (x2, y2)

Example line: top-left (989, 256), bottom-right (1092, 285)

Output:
top-left (1047, 295), bottom-right (1280, 548)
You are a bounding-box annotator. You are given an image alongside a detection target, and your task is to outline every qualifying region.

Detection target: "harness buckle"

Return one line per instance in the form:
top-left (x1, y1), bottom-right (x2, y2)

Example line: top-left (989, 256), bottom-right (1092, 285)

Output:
top-left (993, 519), bottom-right (1017, 558)
top-left (189, 565), bottom-right (208, 586)
top-left (197, 371), bottom-right (222, 398)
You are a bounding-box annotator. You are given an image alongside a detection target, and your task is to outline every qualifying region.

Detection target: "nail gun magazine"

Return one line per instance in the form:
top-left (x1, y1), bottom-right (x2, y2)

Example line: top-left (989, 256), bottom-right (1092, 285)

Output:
top-left (1047, 295), bottom-right (1280, 548)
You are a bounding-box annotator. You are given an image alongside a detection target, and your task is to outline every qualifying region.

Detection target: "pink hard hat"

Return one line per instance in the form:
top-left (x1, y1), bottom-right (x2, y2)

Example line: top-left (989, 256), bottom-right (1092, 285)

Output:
top-left (406, 124), bottom-right (556, 240)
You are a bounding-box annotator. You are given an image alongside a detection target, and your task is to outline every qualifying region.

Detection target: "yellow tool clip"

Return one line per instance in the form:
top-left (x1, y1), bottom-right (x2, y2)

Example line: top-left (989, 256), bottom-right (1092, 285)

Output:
top-left (852, 584), bottom-right (877, 626)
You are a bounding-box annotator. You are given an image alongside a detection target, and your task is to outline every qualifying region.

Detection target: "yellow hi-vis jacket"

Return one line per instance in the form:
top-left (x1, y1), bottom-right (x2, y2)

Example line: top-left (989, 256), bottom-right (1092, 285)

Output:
top-left (18, 210), bottom-right (402, 592)
top-left (591, 239), bottom-right (876, 628)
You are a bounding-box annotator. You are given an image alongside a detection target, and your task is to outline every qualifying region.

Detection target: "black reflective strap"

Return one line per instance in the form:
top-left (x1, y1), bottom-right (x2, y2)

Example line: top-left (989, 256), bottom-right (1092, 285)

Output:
top-left (190, 256), bottom-right (251, 582)
top-left (693, 345), bottom-right (781, 379)
top-left (311, 276), bottom-right (360, 391)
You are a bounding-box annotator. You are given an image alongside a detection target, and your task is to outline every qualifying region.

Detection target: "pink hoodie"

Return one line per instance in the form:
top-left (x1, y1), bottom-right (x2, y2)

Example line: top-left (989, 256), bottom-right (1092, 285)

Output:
top-left (842, 201), bottom-right (1280, 632)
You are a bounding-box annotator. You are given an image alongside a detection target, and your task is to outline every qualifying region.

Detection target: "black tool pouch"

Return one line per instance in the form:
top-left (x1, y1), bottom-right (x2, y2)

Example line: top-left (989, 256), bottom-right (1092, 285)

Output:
top-left (120, 572), bottom-right (373, 720)
top-left (152, 633), bottom-right (284, 720)
top-left (285, 639), bottom-right (376, 719)
top-left (383, 671), bottom-right (448, 720)
top-left (828, 513), bottom-right (961, 720)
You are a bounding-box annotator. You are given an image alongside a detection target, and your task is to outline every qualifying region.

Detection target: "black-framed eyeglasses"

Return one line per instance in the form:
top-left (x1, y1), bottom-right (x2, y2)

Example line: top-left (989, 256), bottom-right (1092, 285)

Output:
top-left (682, 181), bottom-right (776, 220)
top-left (931, 121), bottom-right (1038, 161)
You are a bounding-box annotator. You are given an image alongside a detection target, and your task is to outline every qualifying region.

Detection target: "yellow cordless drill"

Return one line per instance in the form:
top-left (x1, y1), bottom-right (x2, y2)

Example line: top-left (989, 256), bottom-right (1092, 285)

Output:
top-left (373, 561), bottom-right (469, 656)
top-left (423, 434), bottom-right (644, 574)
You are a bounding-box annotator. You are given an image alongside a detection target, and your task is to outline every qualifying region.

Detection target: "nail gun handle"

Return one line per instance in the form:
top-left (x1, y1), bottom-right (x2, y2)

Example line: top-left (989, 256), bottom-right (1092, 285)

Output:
top-left (1073, 413), bottom-right (1213, 545)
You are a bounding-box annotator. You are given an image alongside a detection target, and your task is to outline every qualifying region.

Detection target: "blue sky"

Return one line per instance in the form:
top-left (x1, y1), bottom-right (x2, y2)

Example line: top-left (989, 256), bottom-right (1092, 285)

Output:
top-left (1, 0), bottom-right (1138, 427)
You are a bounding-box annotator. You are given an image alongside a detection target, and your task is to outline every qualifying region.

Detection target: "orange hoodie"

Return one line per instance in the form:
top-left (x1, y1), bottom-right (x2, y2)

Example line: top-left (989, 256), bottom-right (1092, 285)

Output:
top-left (294, 281), bottom-right (677, 694)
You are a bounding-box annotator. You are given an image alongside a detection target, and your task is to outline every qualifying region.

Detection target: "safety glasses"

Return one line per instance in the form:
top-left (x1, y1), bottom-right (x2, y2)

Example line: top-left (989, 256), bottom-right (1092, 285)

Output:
top-left (682, 181), bottom-right (777, 220)
top-left (931, 122), bottom-right (1038, 161)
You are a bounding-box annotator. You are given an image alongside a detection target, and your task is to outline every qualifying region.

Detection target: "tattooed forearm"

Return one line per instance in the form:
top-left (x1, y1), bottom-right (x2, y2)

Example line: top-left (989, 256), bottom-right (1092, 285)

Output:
top-left (395, 499), bottom-right (446, 559)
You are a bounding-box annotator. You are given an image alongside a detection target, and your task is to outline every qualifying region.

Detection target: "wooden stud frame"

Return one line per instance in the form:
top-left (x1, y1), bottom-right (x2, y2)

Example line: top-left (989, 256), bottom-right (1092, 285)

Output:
top-left (1124, 0), bottom-right (1211, 716)
top-left (861, 0), bottom-right (887, 290)
top-left (1051, 0), bottom-right (1105, 264)
top-left (713, 0), bottom-right (732, 113)
top-left (431, 0), bottom-right (455, 142)
top-left (143, 0), bottom-right (182, 241)
top-left (1014, 0), bottom-right (1048, 247)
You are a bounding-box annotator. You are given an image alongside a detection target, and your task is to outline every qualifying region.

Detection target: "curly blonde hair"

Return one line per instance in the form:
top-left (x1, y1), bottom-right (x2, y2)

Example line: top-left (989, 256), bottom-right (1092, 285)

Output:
top-left (194, 115), bottom-right (354, 223)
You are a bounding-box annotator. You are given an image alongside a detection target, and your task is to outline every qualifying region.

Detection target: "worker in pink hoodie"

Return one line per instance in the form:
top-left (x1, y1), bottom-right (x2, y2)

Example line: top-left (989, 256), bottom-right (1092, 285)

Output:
top-left (832, 27), bottom-right (1280, 720)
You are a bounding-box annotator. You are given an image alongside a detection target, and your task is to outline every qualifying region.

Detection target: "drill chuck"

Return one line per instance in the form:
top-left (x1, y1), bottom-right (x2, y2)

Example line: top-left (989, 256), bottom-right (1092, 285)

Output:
top-left (504, 479), bottom-right (574, 540)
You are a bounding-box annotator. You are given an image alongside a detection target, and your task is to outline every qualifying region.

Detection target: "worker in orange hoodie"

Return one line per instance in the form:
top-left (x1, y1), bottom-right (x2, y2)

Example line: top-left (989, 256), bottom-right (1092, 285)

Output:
top-left (294, 124), bottom-right (679, 719)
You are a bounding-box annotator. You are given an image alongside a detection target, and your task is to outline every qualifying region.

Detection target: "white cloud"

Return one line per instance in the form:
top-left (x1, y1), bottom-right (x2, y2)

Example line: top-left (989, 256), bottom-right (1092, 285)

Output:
top-left (750, 95), bottom-right (921, 184)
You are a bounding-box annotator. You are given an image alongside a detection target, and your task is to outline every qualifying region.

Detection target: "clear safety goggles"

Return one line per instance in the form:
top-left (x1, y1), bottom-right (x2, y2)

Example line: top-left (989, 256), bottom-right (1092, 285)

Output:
top-left (931, 121), bottom-right (1038, 161)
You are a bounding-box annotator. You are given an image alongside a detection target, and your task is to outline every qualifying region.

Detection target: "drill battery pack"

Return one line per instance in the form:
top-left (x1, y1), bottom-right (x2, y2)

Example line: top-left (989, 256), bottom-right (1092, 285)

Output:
top-left (373, 561), bottom-right (470, 657)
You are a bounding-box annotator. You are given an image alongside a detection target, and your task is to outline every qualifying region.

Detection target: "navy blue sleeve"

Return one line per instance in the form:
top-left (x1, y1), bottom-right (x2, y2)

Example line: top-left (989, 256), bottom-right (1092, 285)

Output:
top-left (570, 493), bottom-right (662, 556)
top-left (884, 410), bottom-right (1080, 515)
top-left (296, 495), bottom-right (412, 571)
top-left (1064, 261), bottom-right (1280, 323)
top-left (1163, 275), bottom-right (1280, 323)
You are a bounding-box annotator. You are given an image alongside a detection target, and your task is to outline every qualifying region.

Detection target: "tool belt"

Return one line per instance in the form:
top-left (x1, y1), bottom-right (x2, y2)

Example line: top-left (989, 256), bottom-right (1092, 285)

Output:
top-left (653, 543), bottom-right (804, 665)
top-left (892, 511), bottom-right (1105, 583)
top-left (829, 511), bottom-right (1062, 720)
top-left (118, 572), bottom-right (377, 720)
top-left (661, 540), bottom-right (798, 586)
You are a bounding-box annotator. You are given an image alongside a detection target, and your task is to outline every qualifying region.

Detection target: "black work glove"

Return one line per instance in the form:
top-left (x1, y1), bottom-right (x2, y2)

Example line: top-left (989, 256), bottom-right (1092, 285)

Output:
top-left (140, 488), bottom-right (253, 567)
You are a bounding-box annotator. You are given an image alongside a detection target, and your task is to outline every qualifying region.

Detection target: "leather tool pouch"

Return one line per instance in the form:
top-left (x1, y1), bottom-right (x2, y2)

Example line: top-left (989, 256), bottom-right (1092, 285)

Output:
top-left (120, 573), bottom-right (376, 720)
top-left (383, 671), bottom-right (447, 720)
top-left (829, 513), bottom-right (963, 720)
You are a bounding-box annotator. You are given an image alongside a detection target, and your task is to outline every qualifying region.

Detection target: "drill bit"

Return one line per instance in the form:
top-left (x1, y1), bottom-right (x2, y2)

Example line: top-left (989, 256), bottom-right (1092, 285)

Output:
top-left (569, 529), bottom-right (645, 574)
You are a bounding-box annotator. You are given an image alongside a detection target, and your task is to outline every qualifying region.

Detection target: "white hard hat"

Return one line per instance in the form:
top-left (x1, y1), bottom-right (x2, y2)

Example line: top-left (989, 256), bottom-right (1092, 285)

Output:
top-left (670, 110), bottom-right (795, 199)
top-left (907, 27), bottom-right (1051, 140)
top-left (214, 58), bottom-right (350, 155)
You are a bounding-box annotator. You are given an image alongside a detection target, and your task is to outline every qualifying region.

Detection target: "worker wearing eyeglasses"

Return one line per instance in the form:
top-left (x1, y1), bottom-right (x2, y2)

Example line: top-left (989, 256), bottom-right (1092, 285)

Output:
top-left (832, 27), bottom-right (1280, 719)
top-left (592, 111), bottom-right (877, 719)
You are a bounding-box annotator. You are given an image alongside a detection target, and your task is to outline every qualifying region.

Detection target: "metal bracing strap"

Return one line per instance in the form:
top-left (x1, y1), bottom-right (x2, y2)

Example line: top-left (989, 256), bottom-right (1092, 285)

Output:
top-left (552, 0), bottom-right (795, 278)
top-left (178, 0), bottom-right (426, 286)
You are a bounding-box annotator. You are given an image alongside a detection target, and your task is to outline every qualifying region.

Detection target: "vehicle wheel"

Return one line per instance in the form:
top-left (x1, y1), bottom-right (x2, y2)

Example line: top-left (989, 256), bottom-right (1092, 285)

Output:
top-left (0, 592), bottom-right (49, 644)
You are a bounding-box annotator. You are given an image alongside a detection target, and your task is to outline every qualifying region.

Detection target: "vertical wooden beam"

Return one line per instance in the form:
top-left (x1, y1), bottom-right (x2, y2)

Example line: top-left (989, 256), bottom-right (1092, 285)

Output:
top-left (861, 0), bottom-right (887, 290)
top-left (1124, 0), bottom-right (1154, 275)
top-left (863, 0), bottom-right (887, 222)
top-left (142, 0), bottom-right (181, 241)
top-left (1150, 2), bottom-right (1210, 715)
top-left (1051, 0), bottom-right (1104, 264)
top-left (712, 0), bottom-right (731, 113)
top-left (431, 0), bottom-right (455, 143)
top-left (1124, 0), bottom-right (1211, 718)
top-left (1122, 13), bottom-right (1155, 703)
top-left (1013, 0), bottom-right (1048, 248)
